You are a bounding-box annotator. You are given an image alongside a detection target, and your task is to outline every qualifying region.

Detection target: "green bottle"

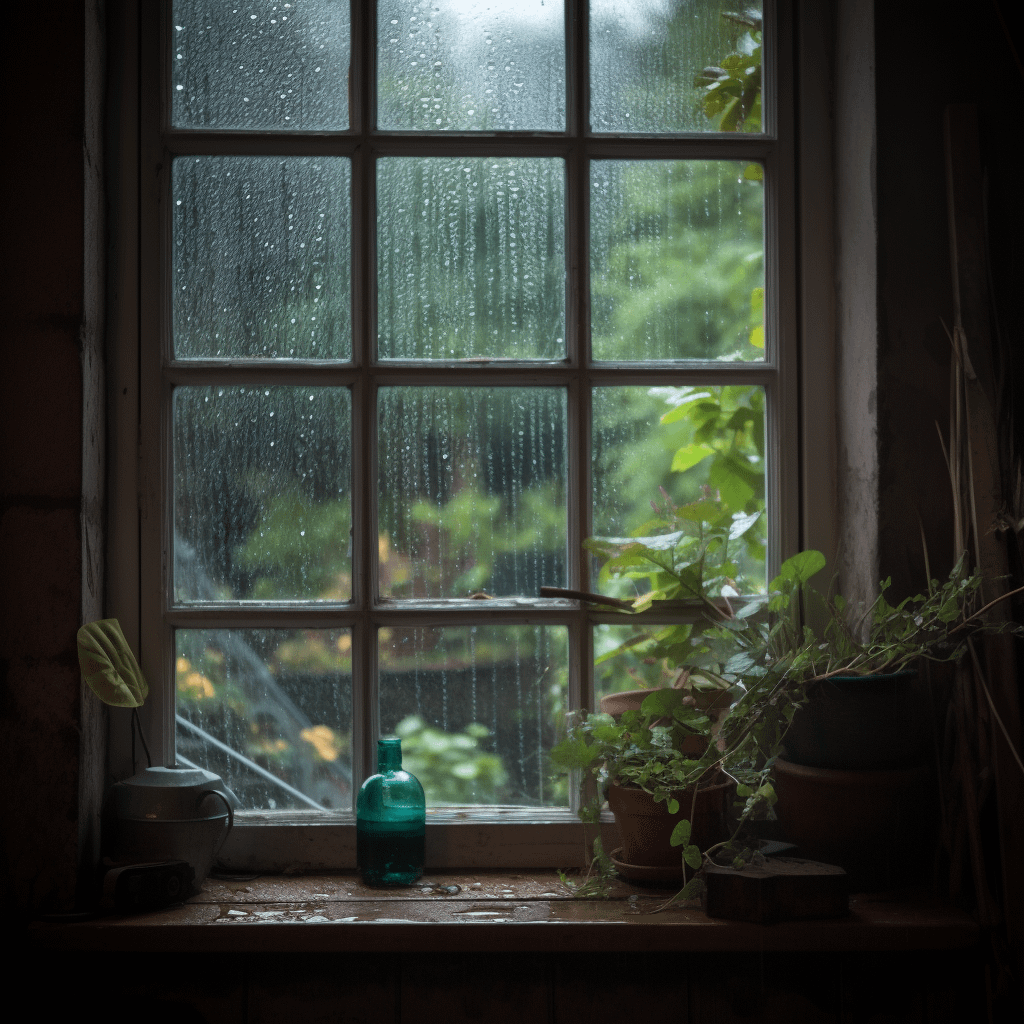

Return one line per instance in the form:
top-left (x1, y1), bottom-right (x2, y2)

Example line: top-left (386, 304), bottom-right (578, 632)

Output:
top-left (356, 736), bottom-right (426, 886)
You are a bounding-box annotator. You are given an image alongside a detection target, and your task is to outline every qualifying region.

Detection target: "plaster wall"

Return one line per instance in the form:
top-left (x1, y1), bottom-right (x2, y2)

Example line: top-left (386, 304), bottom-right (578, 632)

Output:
top-left (834, 0), bottom-right (879, 615)
top-left (0, 1), bottom-right (105, 916)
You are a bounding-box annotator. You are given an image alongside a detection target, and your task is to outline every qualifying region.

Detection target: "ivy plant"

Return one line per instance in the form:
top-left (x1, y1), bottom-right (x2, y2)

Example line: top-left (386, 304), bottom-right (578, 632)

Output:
top-left (555, 491), bottom-right (1024, 904)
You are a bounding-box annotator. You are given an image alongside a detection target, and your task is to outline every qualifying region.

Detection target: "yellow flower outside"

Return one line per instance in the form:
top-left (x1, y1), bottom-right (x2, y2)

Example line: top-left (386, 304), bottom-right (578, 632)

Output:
top-left (178, 671), bottom-right (215, 700)
top-left (301, 724), bottom-right (340, 762)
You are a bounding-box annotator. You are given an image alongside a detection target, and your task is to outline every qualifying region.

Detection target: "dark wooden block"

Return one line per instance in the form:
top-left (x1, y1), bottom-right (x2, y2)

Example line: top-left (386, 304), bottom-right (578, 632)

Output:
top-left (702, 856), bottom-right (848, 924)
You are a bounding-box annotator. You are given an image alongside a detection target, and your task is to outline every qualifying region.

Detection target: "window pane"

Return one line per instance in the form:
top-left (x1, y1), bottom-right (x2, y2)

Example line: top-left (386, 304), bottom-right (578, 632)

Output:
top-left (174, 386), bottom-right (351, 601)
top-left (594, 623), bottom-right (674, 700)
top-left (592, 384), bottom-right (766, 588)
top-left (171, 0), bottom-right (350, 130)
top-left (379, 625), bottom-right (568, 806)
top-left (378, 387), bottom-right (567, 598)
top-left (590, 160), bottom-right (764, 362)
top-left (378, 0), bottom-right (565, 131)
top-left (176, 628), bottom-right (352, 811)
top-left (590, 0), bottom-right (763, 133)
top-left (378, 157), bottom-right (565, 360)
top-left (173, 157), bottom-right (351, 360)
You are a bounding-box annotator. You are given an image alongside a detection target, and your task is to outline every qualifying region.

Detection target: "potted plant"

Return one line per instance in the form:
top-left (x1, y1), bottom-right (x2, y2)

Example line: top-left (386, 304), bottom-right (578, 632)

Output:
top-left (550, 498), bottom-right (769, 894)
top-left (551, 494), bottom-right (1023, 897)
top-left (78, 619), bottom-right (236, 897)
top-left (730, 557), bottom-right (1024, 887)
top-left (552, 689), bottom-right (736, 886)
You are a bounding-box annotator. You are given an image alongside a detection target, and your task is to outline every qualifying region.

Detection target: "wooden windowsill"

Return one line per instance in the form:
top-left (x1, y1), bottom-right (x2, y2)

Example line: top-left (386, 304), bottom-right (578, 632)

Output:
top-left (30, 871), bottom-right (980, 954)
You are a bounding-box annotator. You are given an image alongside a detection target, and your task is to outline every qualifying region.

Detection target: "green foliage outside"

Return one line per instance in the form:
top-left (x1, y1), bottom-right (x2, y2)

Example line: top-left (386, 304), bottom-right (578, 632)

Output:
top-left (236, 492), bottom-right (353, 600)
top-left (395, 715), bottom-right (509, 805)
top-left (694, 10), bottom-right (763, 133)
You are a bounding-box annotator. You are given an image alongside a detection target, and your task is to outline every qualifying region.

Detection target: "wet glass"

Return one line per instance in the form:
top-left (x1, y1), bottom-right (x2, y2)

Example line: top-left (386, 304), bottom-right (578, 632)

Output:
top-left (378, 0), bottom-right (565, 131)
top-left (590, 0), bottom-right (763, 133)
top-left (378, 625), bottom-right (569, 806)
top-left (377, 157), bottom-right (565, 361)
top-left (378, 387), bottom-right (567, 598)
top-left (590, 160), bottom-right (765, 362)
top-left (594, 623), bottom-right (677, 699)
top-left (591, 383), bottom-right (766, 590)
top-left (172, 157), bottom-right (351, 360)
top-left (171, 0), bottom-right (350, 130)
top-left (173, 386), bottom-right (352, 601)
top-left (175, 628), bottom-right (352, 811)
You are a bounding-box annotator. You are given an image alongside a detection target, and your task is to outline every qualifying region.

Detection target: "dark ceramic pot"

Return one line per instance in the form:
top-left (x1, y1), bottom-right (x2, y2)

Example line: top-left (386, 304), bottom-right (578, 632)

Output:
top-left (783, 670), bottom-right (929, 770)
top-left (772, 756), bottom-right (936, 890)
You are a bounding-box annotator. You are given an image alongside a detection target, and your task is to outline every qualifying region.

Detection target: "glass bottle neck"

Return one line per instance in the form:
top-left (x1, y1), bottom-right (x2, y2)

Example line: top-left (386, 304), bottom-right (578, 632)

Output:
top-left (377, 737), bottom-right (403, 773)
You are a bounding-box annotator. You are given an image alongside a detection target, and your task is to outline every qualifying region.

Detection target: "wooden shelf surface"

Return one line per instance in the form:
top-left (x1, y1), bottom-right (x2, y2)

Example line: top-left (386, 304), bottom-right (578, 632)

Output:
top-left (30, 871), bottom-right (981, 954)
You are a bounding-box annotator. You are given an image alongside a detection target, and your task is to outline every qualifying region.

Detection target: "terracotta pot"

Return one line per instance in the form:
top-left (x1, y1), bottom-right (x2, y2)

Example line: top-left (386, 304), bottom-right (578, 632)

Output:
top-left (783, 670), bottom-right (929, 770)
top-left (599, 683), bottom-right (733, 718)
top-left (598, 688), bottom-right (654, 717)
top-left (772, 756), bottom-right (936, 890)
top-left (606, 774), bottom-right (734, 868)
top-left (598, 686), bottom-right (726, 758)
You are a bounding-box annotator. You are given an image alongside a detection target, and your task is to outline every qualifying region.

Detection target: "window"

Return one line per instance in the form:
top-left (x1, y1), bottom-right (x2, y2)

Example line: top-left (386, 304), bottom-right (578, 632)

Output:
top-left (116, 0), bottom-right (799, 868)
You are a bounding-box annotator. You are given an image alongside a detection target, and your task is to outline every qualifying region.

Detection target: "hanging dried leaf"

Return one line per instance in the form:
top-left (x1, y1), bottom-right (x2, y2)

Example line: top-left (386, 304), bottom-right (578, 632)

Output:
top-left (77, 619), bottom-right (148, 708)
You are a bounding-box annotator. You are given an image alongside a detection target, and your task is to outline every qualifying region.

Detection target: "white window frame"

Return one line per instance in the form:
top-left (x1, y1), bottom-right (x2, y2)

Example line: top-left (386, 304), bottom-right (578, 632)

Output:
top-left (105, 0), bottom-right (830, 871)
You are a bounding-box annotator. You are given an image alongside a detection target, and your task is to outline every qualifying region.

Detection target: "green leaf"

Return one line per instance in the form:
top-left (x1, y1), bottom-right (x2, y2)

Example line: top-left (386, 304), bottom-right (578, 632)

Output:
top-left (640, 688), bottom-right (684, 717)
top-left (709, 457), bottom-right (755, 511)
top-left (670, 819), bottom-right (692, 847)
top-left (937, 593), bottom-right (961, 622)
top-left (666, 797), bottom-right (680, 816)
top-left (744, 163), bottom-right (764, 181)
top-left (717, 95), bottom-right (742, 131)
top-left (730, 510), bottom-right (762, 539)
top-left (670, 442), bottom-right (716, 473)
top-left (748, 325), bottom-right (765, 349)
top-left (675, 877), bottom-right (705, 902)
top-left (77, 619), bottom-right (148, 708)
top-left (683, 844), bottom-right (703, 870)
top-left (771, 549), bottom-right (826, 589)
top-left (660, 390), bottom-right (714, 424)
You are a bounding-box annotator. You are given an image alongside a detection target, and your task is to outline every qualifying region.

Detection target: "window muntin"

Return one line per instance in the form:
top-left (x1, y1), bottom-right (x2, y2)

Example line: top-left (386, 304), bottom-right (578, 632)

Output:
top-left (144, 0), bottom-right (785, 836)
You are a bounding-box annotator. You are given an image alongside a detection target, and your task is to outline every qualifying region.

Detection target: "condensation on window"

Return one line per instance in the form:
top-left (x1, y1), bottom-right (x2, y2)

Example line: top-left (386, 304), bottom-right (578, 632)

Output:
top-left (378, 386), bottom-right (568, 599)
top-left (172, 156), bottom-right (351, 361)
top-left (377, 0), bottom-right (565, 132)
top-left (590, 0), bottom-right (764, 133)
top-left (378, 156), bottom-right (565, 361)
top-left (171, 0), bottom-right (350, 130)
